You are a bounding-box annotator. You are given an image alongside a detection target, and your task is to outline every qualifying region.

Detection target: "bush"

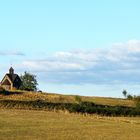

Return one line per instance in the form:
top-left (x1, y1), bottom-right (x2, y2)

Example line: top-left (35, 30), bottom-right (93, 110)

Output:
top-left (0, 87), bottom-right (10, 95)
top-left (127, 94), bottom-right (133, 100)
top-left (75, 95), bottom-right (82, 103)
top-left (0, 99), bottom-right (140, 116)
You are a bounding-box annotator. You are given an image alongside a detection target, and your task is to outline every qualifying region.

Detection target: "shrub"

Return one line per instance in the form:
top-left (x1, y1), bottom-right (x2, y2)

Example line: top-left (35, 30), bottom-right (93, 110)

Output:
top-left (75, 95), bottom-right (82, 103)
top-left (0, 87), bottom-right (10, 95)
top-left (127, 94), bottom-right (133, 100)
top-left (0, 99), bottom-right (140, 116)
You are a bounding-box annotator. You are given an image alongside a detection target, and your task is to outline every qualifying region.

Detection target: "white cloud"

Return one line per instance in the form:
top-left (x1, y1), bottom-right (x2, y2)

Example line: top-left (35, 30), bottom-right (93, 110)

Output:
top-left (20, 40), bottom-right (140, 84)
top-left (23, 60), bottom-right (85, 71)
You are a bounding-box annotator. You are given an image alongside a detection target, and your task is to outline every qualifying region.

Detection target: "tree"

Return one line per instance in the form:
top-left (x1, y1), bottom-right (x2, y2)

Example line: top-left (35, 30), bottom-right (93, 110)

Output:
top-left (19, 72), bottom-right (38, 91)
top-left (122, 90), bottom-right (127, 98)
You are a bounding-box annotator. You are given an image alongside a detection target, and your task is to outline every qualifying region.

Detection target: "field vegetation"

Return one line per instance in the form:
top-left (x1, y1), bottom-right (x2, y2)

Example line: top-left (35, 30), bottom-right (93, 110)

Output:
top-left (0, 90), bottom-right (140, 139)
top-left (0, 90), bottom-right (139, 116)
top-left (0, 90), bottom-right (134, 106)
top-left (0, 109), bottom-right (140, 140)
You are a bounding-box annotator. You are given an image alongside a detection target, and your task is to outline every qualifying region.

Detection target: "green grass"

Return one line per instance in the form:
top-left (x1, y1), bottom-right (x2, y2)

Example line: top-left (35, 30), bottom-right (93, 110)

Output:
top-left (0, 109), bottom-right (140, 140)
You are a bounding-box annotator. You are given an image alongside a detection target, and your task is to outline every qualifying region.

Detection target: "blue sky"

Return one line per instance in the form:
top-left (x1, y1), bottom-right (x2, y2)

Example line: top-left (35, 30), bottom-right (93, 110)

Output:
top-left (0, 0), bottom-right (140, 97)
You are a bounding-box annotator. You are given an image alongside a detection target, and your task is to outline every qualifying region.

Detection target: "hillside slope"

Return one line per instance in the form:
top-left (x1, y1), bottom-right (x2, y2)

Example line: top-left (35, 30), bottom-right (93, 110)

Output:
top-left (0, 90), bottom-right (134, 107)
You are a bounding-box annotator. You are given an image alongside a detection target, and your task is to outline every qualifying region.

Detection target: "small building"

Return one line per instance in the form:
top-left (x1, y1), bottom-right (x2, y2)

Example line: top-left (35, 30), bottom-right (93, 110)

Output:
top-left (0, 67), bottom-right (22, 90)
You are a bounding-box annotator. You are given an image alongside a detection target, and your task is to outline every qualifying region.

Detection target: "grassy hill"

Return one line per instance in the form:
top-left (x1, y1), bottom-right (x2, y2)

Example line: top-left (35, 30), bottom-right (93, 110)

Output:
top-left (0, 90), bottom-right (135, 107)
top-left (0, 90), bottom-right (138, 117)
top-left (0, 91), bottom-right (140, 140)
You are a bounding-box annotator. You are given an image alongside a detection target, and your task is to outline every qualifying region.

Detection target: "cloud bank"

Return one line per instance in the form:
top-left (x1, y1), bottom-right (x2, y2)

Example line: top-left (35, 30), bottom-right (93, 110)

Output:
top-left (22, 40), bottom-right (140, 84)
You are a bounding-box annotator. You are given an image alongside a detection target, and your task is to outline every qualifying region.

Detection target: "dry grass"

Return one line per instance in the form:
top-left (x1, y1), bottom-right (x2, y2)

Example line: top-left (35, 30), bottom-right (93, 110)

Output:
top-left (0, 90), bottom-right (135, 107)
top-left (0, 109), bottom-right (139, 140)
top-left (82, 96), bottom-right (135, 107)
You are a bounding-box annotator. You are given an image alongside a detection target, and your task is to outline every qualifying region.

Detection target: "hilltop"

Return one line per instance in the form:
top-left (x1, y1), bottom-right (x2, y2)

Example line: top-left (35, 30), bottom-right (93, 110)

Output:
top-left (0, 90), bottom-right (134, 107)
top-left (1, 90), bottom-right (139, 117)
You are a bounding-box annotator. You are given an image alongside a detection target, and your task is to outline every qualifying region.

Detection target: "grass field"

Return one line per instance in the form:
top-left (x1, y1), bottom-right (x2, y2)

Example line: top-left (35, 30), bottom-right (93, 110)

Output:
top-left (0, 91), bottom-right (135, 107)
top-left (0, 109), bottom-right (140, 140)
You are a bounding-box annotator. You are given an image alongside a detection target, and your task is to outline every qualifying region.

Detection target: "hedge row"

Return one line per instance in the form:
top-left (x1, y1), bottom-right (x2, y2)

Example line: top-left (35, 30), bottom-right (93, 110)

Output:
top-left (0, 100), bottom-right (140, 116)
